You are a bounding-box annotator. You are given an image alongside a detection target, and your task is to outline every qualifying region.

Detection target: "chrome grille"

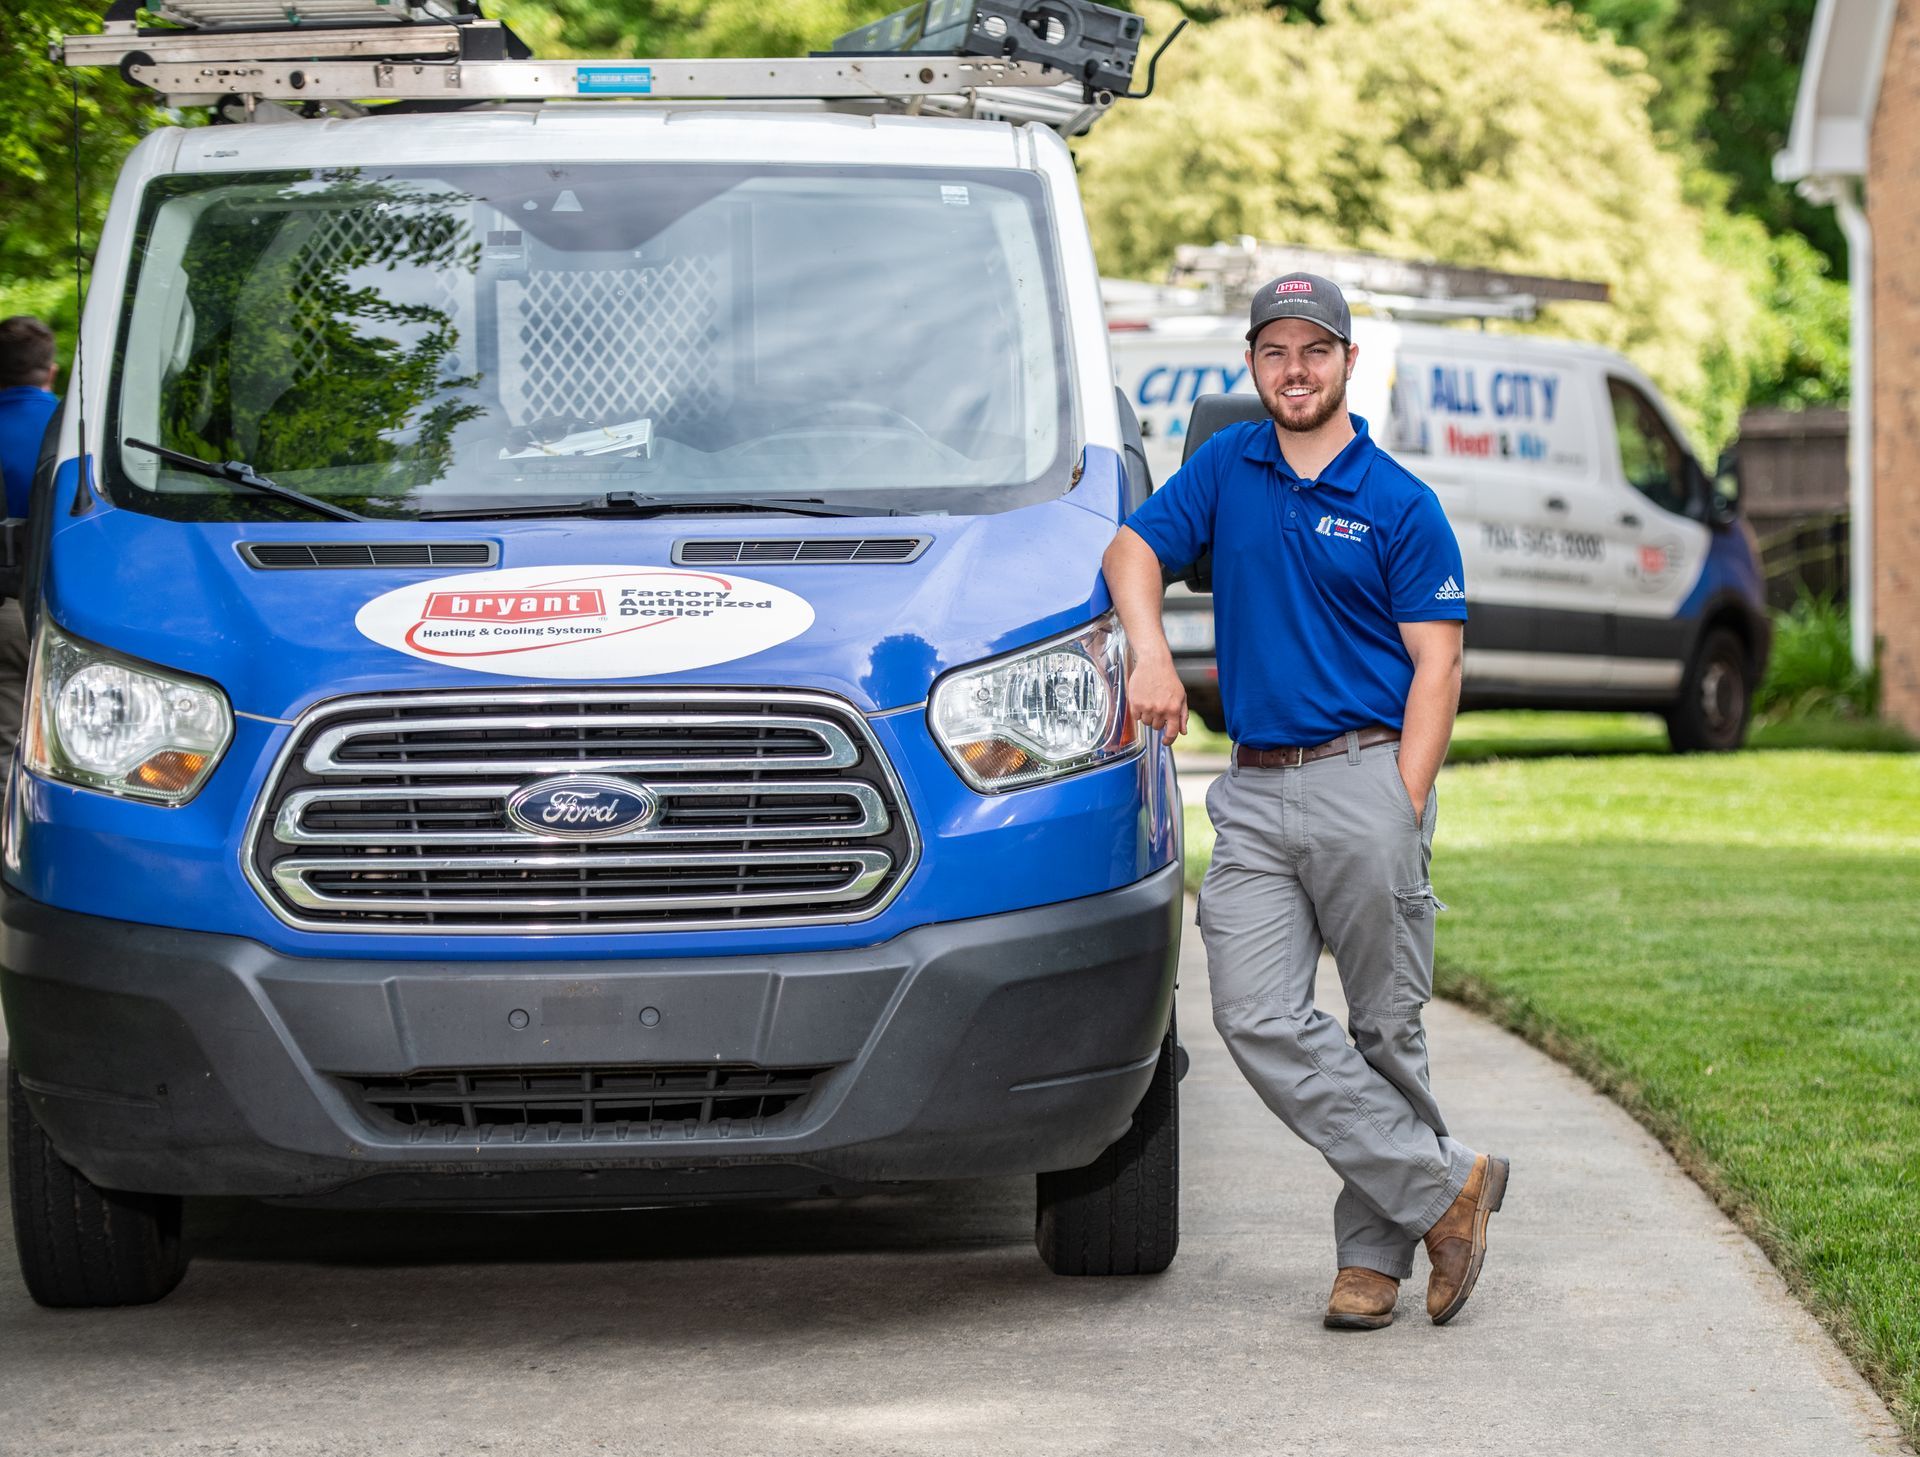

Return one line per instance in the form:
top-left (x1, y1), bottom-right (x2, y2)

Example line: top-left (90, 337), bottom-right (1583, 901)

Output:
top-left (247, 690), bottom-right (916, 933)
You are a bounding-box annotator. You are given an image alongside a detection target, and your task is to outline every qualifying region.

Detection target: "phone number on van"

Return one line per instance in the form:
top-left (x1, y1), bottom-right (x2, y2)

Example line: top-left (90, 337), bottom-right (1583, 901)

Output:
top-left (1481, 524), bottom-right (1605, 563)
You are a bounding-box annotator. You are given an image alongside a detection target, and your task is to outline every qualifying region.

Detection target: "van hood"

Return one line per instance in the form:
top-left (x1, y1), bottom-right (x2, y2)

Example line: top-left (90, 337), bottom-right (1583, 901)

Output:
top-left (44, 453), bottom-right (1127, 719)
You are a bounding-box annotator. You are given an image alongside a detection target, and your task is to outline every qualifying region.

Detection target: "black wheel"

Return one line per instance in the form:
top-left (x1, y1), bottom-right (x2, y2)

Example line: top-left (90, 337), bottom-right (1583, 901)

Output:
top-left (1035, 1017), bottom-right (1179, 1276)
top-left (1666, 627), bottom-right (1752, 753)
top-left (8, 1065), bottom-right (188, 1307)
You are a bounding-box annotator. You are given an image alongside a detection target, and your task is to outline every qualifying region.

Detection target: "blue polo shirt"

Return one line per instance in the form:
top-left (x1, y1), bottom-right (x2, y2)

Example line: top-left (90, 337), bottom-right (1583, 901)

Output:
top-left (1123, 414), bottom-right (1466, 747)
top-left (0, 385), bottom-right (58, 519)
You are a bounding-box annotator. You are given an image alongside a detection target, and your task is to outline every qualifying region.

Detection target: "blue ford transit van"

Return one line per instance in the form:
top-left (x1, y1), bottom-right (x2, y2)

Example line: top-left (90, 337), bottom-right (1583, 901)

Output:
top-left (4, 17), bottom-right (1183, 1304)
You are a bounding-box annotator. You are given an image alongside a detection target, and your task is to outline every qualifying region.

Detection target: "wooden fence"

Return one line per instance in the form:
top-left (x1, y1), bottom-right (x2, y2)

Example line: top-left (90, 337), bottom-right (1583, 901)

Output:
top-left (1735, 407), bottom-right (1849, 610)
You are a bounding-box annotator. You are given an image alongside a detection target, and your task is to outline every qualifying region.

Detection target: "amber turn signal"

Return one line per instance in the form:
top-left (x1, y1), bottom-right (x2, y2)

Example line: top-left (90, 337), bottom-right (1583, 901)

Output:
top-left (132, 750), bottom-right (209, 793)
top-left (957, 738), bottom-right (1033, 780)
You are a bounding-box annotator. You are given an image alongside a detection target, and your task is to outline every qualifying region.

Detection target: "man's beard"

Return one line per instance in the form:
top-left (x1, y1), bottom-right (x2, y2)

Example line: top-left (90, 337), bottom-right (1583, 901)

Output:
top-left (1259, 371), bottom-right (1348, 434)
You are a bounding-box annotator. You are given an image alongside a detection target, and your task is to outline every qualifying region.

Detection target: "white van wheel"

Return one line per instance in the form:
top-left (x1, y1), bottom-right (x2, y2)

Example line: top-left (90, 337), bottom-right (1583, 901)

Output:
top-left (1666, 627), bottom-right (1752, 753)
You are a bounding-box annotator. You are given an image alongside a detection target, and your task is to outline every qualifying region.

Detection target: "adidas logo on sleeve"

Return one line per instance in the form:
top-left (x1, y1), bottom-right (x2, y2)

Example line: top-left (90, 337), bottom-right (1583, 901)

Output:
top-left (1434, 576), bottom-right (1466, 601)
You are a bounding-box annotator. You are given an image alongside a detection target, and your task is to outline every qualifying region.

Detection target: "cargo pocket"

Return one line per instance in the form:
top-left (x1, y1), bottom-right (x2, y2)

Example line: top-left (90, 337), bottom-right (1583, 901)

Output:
top-left (1390, 882), bottom-right (1447, 1009)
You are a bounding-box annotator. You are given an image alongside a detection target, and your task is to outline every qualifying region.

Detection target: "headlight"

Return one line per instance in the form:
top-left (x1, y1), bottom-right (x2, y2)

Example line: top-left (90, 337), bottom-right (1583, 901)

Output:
top-left (23, 619), bottom-right (232, 804)
top-left (930, 613), bottom-right (1141, 792)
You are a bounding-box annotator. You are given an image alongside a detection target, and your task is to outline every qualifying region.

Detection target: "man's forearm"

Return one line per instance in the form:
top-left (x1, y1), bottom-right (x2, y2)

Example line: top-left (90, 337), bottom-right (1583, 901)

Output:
top-left (1104, 527), bottom-right (1189, 742)
top-left (1398, 660), bottom-right (1461, 811)
top-left (1104, 527), bottom-right (1173, 663)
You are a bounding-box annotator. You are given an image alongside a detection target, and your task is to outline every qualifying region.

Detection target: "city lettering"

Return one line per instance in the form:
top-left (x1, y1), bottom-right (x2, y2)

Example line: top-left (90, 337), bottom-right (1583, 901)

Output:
top-left (1431, 367), bottom-right (1560, 421)
top-left (1136, 364), bottom-right (1251, 408)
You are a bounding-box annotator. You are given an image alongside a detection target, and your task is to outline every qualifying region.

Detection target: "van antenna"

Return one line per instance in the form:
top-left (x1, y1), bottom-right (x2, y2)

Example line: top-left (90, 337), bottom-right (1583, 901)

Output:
top-left (66, 71), bottom-right (94, 517)
top-left (1122, 18), bottom-right (1186, 100)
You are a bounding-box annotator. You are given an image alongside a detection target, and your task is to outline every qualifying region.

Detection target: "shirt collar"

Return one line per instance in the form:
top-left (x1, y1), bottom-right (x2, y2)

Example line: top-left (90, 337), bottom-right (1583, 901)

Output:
top-left (1242, 412), bottom-right (1376, 493)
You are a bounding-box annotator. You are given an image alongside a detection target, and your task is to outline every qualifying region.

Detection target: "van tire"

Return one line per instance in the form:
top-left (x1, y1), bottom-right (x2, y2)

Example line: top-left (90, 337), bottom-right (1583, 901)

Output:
top-left (1034, 1017), bottom-right (1179, 1276)
top-left (7, 1066), bottom-right (188, 1307)
top-left (1666, 627), bottom-right (1752, 753)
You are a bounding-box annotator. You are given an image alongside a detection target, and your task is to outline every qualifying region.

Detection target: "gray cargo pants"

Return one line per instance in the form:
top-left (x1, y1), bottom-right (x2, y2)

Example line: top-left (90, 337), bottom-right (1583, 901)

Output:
top-left (1197, 734), bottom-right (1475, 1279)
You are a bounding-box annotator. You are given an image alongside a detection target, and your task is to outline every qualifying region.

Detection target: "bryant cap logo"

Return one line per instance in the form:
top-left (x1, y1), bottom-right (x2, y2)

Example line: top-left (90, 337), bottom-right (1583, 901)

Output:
top-left (1276, 280), bottom-right (1314, 295)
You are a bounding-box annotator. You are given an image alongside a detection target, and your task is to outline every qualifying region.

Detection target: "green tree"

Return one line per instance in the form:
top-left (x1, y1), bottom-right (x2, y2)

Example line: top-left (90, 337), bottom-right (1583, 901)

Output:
top-left (1547, 0), bottom-right (1848, 407)
top-left (1077, 0), bottom-right (1822, 450)
top-left (1568, 0), bottom-right (1839, 270)
top-left (0, 3), bottom-right (165, 346)
top-left (489, 0), bottom-right (868, 59)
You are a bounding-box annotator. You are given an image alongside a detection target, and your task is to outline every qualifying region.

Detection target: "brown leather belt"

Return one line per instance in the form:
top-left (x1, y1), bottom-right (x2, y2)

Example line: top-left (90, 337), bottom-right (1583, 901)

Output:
top-left (1232, 726), bottom-right (1400, 769)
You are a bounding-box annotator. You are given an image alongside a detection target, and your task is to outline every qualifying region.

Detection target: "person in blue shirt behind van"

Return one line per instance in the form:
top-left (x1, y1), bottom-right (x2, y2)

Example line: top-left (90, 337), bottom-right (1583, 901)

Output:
top-left (0, 315), bottom-right (60, 756)
top-left (1104, 273), bottom-right (1510, 1333)
top-left (0, 316), bottom-right (58, 517)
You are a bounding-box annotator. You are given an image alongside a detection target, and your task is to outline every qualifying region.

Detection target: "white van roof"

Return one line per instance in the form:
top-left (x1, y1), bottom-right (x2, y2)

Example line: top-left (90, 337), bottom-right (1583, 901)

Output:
top-left (158, 105), bottom-right (1034, 175)
top-left (1386, 318), bottom-right (1634, 373)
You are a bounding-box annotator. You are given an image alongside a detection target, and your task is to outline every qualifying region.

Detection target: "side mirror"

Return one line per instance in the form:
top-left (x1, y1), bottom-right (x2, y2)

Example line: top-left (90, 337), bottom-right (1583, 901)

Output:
top-left (1711, 446), bottom-right (1742, 526)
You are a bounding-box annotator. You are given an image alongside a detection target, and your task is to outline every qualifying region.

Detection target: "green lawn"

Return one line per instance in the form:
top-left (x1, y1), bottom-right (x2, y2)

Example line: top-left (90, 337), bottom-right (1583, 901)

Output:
top-left (1180, 747), bottom-right (1920, 1439)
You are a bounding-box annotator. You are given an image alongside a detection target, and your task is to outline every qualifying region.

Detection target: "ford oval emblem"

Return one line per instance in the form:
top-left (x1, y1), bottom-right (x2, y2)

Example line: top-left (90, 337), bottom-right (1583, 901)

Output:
top-left (505, 775), bottom-right (660, 840)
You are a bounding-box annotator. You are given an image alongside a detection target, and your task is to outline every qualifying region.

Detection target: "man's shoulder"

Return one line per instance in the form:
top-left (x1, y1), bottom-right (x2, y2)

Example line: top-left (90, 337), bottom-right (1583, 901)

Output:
top-left (0, 388), bottom-right (58, 423)
top-left (1362, 445), bottom-right (1445, 524)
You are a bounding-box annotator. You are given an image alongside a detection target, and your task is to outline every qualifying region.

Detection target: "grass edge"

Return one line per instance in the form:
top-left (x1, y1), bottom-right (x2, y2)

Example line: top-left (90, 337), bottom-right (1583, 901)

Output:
top-left (1434, 961), bottom-right (1919, 1450)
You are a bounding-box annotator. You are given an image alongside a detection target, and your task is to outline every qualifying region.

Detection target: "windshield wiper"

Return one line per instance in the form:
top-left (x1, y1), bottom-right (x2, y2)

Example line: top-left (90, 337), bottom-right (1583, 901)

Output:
top-left (124, 439), bottom-right (369, 523)
top-left (418, 492), bottom-right (894, 521)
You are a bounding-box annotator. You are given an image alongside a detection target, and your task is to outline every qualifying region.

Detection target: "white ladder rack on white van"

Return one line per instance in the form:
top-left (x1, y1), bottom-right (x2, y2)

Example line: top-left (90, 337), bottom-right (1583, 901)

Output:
top-left (1168, 239), bottom-right (1611, 324)
top-left (58, 0), bottom-right (1166, 135)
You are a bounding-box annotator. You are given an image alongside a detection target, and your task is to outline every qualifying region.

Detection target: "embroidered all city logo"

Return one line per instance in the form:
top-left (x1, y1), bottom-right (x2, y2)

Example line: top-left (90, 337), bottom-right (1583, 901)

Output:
top-left (354, 564), bottom-right (815, 680)
top-left (506, 775), bottom-right (659, 840)
top-left (1315, 514), bottom-right (1370, 542)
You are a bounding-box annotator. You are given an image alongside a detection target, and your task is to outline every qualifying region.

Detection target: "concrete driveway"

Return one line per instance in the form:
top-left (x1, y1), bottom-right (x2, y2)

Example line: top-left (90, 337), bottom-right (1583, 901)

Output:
top-left (0, 925), bottom-right (1907, 1457)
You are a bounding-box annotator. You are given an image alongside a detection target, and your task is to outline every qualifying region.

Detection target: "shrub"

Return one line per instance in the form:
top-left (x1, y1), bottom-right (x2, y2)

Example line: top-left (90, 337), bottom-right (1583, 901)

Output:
top-left (1756, 592), bottom-right (1876, 721)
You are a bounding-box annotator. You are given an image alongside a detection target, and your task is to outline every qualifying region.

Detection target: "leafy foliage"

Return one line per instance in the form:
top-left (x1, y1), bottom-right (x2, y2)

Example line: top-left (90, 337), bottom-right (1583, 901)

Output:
top-left (488, 0), bottom-right (865, 60)
top-left (1757, 592), bottom-right (1878, 722)
top-left (0, 3), bottom-right (164, 290)
top-left (1078, 0), bottom-right (1791, 450)
top-left (1568, 0), bottom-right (1841, 272)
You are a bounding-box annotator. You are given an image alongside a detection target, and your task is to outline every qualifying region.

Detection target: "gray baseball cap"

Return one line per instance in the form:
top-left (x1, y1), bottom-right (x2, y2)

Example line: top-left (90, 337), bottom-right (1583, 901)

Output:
top-left (1246, 271), bottom-right (1352, 344)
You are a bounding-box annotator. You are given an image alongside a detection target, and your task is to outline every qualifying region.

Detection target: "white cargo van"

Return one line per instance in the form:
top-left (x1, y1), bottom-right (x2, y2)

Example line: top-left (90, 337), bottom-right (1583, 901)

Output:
top-left (1109, 292), bottom-right (1770, 753)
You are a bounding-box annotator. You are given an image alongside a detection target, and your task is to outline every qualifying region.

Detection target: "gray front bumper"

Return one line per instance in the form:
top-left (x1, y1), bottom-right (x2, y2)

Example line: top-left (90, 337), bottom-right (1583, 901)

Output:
top-left (1, 865), bottom-right (1182, 1207)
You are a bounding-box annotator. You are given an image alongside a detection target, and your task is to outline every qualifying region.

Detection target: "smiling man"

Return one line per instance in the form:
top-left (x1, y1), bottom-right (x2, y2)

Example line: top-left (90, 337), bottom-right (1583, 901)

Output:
top-left (1102, 273), bottom-right (1508, 1331)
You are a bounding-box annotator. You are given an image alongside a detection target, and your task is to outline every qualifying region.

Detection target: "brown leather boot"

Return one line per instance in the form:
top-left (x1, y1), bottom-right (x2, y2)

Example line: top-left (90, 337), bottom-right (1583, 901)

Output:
top-left (1323, 1267), bottom-right (1400, 1330)
top-left (1423, 1154), bottom-right (1510, 1325)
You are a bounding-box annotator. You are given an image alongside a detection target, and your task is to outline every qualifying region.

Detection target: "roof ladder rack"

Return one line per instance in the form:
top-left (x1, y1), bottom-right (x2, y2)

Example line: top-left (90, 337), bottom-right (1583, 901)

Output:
top-left (58, 0), bottom-right (1159, 135)
top-left (1167, 240), bottom-right (1611, 324)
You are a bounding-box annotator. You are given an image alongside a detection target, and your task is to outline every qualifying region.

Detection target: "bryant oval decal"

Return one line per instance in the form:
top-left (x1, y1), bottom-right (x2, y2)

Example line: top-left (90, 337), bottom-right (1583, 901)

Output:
top-left (354, 565), bottom-right (815, 680)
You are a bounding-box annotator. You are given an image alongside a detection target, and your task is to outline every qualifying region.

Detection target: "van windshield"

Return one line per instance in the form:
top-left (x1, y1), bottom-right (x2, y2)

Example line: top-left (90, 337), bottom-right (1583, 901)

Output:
top-left (106, 165), bottom-right (1073, 521)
